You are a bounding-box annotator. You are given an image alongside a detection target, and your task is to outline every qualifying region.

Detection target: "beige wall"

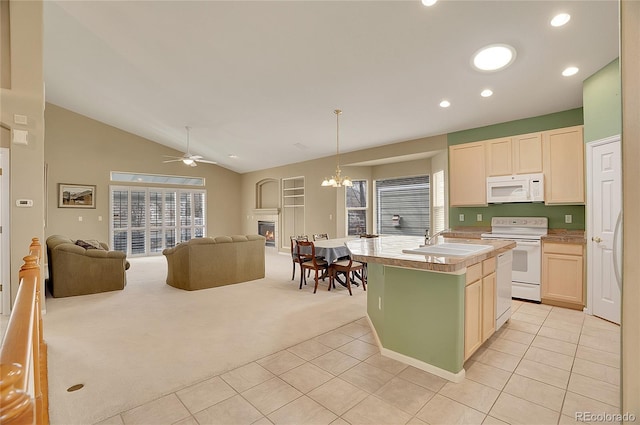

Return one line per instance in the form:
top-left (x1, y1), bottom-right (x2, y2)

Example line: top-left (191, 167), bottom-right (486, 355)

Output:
top-left (621, 0), bottom-right (640, 415)
top-left (240, 134), bottom-right (447, 250)
top-left (0, 0), bottom-right (45, 303)
top-left (44, 104), bottom-right (243, 243)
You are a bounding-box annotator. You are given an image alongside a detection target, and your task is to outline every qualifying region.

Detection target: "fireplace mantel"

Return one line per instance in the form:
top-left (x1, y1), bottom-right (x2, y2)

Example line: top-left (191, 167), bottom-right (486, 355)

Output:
top-left (252, 208), bottom-right (280, 215)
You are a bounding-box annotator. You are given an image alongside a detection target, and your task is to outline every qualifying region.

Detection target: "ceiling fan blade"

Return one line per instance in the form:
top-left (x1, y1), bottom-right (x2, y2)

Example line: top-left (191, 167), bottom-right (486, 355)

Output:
top-left (196, 159), bottom-right (218, 165)
top-left (162, 155), bottom-right (183, 159)
top-left (190, 155), bottom-right (203, 160)
top-left (163, 159), bottom-right (183, 163)
top-left (189, 161), bottom-right (198, 167)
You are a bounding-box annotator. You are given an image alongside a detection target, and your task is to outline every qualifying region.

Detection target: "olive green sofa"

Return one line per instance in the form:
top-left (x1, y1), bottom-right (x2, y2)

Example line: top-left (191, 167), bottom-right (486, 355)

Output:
top-left (162, 235), bottom-right (265, 290)
top-left (45, 235), bottom-right (129, 298)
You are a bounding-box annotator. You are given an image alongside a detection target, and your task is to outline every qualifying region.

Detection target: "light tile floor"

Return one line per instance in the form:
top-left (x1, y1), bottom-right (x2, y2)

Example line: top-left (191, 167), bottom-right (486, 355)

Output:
top-left (98, 301), bottom-right (621, 425)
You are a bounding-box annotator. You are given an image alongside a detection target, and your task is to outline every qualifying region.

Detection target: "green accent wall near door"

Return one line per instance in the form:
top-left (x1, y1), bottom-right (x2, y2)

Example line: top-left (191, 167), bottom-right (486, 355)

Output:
top-left (583, 58), bottom-right (621, 143)
top-left (447, 108), bottom-right (584, 146)
top-left (450, 204), bottom-right (585, 230)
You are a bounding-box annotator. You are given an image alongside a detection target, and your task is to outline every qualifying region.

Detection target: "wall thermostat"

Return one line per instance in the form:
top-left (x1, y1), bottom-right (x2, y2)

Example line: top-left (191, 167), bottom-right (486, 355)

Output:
top-left (16, 199), bottom-right (33, 207)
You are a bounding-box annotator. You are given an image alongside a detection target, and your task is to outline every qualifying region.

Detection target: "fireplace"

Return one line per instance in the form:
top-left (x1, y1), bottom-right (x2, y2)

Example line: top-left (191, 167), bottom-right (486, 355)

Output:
top-left (258, 221), bottom-right (276, 247)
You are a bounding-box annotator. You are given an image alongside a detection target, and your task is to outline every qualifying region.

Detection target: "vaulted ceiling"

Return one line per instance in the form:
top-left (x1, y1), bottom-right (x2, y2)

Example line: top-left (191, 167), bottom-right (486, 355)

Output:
top-left (44, 1), bottom-right (619, 173)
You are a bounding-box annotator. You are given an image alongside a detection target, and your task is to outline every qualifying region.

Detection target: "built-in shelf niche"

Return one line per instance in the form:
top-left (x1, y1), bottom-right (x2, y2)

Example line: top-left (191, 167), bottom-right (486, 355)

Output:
top-left (282, 176), bottom-right (305, 249)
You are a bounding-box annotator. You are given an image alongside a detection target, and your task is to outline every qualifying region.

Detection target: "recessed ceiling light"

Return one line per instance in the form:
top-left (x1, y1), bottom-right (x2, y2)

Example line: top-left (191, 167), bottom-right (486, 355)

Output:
top-left (481, 89), bottom-right (493, 98)
top-left (551, 13), bottom-right (571, 27)
top-left (472, 44), bottom-right (516, 72)
top-left (228, 154), bottom-right (238, 159)
top-left (421, 0), bottom-right (437, 6)
top-left (440, 100), bottom-right (451, 108)
top-left (562, 66), bottom-right (579, 77)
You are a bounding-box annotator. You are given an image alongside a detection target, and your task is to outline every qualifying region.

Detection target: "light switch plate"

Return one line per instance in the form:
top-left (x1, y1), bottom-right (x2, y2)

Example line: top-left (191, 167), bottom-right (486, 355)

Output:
top-left (459, 214), bottom-right (465, 221)
top-left (565, 214), bottom-right (573, 223)
top-left (477, 214), bottom-right (483, 222)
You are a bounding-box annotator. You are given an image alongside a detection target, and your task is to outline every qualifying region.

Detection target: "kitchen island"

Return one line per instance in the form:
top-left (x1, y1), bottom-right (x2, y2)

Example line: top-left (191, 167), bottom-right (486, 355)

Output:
top-left (345, 235), bottom-right (515, 382)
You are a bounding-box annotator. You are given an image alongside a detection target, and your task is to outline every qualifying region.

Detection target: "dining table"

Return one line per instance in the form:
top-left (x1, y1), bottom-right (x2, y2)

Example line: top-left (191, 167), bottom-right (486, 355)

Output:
top-left (300, 237), bottom-right (363, 286)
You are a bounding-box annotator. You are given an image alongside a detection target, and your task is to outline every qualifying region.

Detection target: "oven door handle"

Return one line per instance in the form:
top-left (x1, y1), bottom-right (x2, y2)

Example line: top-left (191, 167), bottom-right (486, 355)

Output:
top-left (513, 240), bottom-right (541, 246)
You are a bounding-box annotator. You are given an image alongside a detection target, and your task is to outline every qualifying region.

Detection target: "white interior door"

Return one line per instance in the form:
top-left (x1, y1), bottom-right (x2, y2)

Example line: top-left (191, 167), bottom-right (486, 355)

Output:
top-left (0, 148), bottom-right (9, 315)
top-left (588, 136), bottom-right (621, 324)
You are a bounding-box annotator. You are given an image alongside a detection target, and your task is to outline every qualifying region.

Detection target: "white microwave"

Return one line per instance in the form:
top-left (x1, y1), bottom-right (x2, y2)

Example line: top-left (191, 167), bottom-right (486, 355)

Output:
top-left (487, 173), bottom-right (544, 203)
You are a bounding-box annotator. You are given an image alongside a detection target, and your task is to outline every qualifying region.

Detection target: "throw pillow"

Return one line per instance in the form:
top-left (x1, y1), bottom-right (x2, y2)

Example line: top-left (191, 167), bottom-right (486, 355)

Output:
top-left (75, 239), bottom-right (105, 250)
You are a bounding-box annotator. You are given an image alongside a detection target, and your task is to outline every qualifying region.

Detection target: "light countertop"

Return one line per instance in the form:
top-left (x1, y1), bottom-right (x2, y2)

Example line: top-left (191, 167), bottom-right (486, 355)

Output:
top-left (346, 235), bottom-right (516, 273)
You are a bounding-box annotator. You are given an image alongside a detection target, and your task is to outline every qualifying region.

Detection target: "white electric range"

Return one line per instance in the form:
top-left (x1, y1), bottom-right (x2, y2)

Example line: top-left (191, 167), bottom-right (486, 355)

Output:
top-left (481, 217), bottom-right (548, 302)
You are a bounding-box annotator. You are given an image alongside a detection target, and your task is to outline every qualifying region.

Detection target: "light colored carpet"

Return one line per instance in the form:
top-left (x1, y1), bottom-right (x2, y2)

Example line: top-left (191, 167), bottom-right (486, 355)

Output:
top-left (43, 249), bottom-right (367, 425)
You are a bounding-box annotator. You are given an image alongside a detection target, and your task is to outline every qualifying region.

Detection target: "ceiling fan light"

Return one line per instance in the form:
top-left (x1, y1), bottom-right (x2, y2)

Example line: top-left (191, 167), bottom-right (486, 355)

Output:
top-left (182, 158), bottom-right (194, 165)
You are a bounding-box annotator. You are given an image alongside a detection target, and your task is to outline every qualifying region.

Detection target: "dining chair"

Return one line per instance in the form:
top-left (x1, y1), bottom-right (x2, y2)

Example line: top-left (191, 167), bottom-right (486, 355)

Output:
top-left (290, 235), bottom-right (309, 282)
top-left (313, 233), bottom-right (329, 241)
top-left (329, 257), bottom-right (366, 296)
top-left (296, 240), bottom-right (329, 292)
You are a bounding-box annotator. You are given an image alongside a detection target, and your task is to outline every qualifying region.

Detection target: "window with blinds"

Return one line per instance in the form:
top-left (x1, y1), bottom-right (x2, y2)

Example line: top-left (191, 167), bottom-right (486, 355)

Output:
top-left (376, 176), bottom-right (429, 236)
top-left (432, 170), bottom-right (446, 233)
top-left (346, 180), bottom-right (367, 235)
top-left (110, 186), bottom-right (206, 256)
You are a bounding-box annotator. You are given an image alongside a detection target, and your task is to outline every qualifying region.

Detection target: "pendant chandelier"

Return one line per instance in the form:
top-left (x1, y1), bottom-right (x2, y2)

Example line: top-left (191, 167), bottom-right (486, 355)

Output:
top-left (321, 109), bottom-right (353, 188)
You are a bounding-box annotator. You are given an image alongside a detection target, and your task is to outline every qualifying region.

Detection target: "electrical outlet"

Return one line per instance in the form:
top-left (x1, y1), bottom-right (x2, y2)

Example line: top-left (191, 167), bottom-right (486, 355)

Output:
top-left (78, 216), bottom-right (83, 222)
top-left (477, 214), bottom-right (483, 222)
top-left (459, 214), bottom-right (465, 222)
top-left (565, 214), bottom-right (573, 224)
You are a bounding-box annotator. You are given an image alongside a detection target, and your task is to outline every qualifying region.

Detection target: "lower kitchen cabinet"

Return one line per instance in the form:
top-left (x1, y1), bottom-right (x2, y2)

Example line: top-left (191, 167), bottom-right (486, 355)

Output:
top-left (541, 241), bottom-right (584, 309)
top-left (464, 258), bottom-right (497, 360)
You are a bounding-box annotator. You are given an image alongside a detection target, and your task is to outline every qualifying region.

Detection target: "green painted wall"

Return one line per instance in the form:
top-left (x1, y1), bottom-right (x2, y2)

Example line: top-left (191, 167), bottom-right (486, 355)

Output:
top-left (583, 58), bottom-right (621, 143)
top-left (367, 264), bottom-right (465, 374)
top-left (447, 108), bottom-right (584, 145)
top-left (450, 203), bottom-right (586, 230)
top-left (447, 108), bottom-right (586, 229)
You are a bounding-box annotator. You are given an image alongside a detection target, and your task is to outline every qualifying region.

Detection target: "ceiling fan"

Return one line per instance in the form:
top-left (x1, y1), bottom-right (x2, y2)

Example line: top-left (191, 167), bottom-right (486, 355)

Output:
top-left (163, 126), bottom-right (217, 167)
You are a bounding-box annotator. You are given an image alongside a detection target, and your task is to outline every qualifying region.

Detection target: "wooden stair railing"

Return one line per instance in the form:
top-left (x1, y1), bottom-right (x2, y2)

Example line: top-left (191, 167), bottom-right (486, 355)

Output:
top-left (0, 238), bottom-right (49, 425)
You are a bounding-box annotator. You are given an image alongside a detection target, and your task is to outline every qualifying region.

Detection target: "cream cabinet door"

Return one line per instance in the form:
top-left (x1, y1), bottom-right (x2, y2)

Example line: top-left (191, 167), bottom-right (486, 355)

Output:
top-left (542, 242), bottom-right (584, 307)
top-left (449, 142), bottom-right (487, 206)
top-left (464, 279), bottom-right (483, 360)
top-left (486, 138), bottom-right (513, 176)
top-left (513, 132), bottom-right (543, 174)
top-left (482, 272), bottom-right (496, 342)
top-left (543, 126), bottom-right (585, 204)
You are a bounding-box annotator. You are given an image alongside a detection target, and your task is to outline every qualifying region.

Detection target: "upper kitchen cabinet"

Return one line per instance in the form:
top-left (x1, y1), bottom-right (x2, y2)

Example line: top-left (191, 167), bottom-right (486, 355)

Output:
top-left (543, 126), bottom-right (585, 204)
top-left (486, 133), bottom-right (543, 176)
top-left (485, 137), bottom-right (513, 176)
top-left (449, 142), bottom-right (487, 206)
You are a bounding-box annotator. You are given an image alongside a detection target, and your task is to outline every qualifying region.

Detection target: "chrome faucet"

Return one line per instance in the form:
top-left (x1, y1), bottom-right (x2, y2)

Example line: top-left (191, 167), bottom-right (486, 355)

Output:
top-left (423, 228), bottom-right (448, 246)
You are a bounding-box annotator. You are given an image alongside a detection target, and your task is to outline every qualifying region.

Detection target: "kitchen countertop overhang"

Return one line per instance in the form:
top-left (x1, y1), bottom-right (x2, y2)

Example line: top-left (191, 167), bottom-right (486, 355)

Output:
top-left (346, 235), bottom-right (516, 273)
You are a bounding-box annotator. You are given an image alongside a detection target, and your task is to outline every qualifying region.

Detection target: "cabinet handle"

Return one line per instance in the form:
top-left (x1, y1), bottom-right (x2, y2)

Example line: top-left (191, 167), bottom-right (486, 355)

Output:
top-left (592, 236), bottom-right (602, 243)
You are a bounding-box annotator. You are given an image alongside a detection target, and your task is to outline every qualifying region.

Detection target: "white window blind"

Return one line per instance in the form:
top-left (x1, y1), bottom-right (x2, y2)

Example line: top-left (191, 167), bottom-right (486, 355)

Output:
top-left (376, 176), bottom-right (429, 236)
top-left (433, 170), bottom-right (446, 233)
top-left (110, 186), bottom-right (206, 256)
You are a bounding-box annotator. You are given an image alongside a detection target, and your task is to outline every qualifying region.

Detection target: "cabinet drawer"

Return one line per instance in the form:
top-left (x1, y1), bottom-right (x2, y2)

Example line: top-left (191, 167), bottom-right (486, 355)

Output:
top-left (543, 242), bottom-right (583, 256)
top-left (466, 263), bottom-right (482, 285)
top-left (482, 257), bottom-right (496, 276)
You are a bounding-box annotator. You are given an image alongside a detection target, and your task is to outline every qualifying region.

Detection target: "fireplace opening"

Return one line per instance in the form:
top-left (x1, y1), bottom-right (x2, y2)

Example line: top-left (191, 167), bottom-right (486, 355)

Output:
top-left (258, 221), bottom-right (276, 247)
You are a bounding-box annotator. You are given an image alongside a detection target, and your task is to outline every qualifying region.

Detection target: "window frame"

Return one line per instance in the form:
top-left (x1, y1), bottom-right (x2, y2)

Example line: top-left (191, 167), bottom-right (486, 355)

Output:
top-left (110, 185), bottom-right (206, 256)
top-left (345, 179), bottom-right (368, 236)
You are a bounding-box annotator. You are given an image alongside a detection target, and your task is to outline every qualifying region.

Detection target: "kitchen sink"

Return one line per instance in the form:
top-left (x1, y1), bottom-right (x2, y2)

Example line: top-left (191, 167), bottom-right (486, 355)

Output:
top-left (402, 243), bottom-right (493, 257)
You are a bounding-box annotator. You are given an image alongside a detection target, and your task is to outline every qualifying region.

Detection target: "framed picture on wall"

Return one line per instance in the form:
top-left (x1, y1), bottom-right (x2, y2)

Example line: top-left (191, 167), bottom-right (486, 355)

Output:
top-left (58, 183), bottom-right (96, 208)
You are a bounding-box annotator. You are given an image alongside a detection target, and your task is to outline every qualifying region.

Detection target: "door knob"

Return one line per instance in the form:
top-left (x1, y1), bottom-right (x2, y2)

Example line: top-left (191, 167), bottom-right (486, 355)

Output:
top-left (592, 236), bottom-right (602, 243)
